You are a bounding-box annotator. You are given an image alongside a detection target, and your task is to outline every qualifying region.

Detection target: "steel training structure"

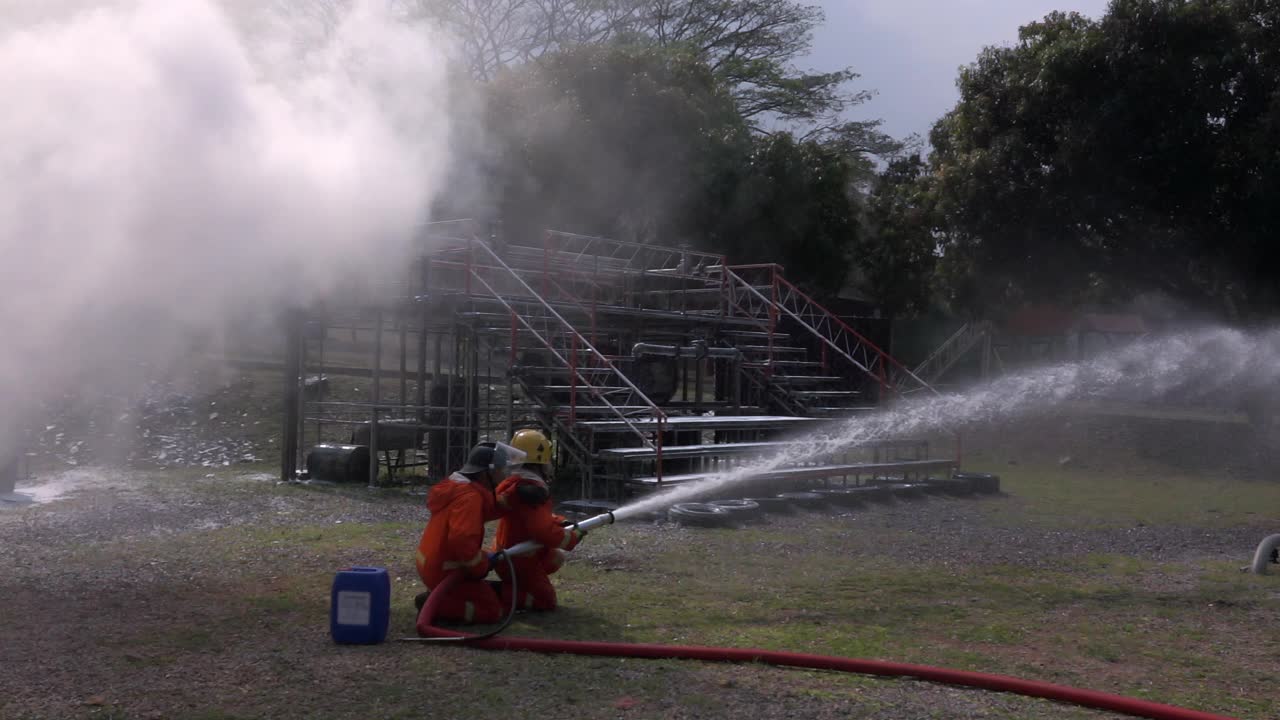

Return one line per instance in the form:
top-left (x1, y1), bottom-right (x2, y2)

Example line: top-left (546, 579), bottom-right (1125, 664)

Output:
top-left (279, 220), bottom-right (960, 501)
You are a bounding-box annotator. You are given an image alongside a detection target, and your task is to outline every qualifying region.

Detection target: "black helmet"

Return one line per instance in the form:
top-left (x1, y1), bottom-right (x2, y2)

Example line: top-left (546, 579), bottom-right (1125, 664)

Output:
top-left (459, 441), bottom-right (522, 475)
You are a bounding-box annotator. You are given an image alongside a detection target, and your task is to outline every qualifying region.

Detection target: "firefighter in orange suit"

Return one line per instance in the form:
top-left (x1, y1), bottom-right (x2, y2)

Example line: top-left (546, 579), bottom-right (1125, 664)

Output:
top-left (491, 429), bottom-right (586, 611)
top-left (414, 441), bottom-right (519, 624)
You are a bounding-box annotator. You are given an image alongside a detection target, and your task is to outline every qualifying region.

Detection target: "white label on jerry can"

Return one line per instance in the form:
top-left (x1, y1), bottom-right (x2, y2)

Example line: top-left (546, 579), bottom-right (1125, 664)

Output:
top-left (336, 590), bottom-right (372, 625)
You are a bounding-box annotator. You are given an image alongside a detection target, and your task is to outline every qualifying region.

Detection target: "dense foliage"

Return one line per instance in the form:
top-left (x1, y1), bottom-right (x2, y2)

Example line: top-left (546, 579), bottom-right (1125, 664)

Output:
top-left (929, 0), bottom-right (1280, 319)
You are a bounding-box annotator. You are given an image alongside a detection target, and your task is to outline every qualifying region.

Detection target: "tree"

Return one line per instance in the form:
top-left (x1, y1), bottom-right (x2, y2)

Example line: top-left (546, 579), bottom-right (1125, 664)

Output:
top-left (401, 0), bottom-right (897, 155)
top-left (477, 44), bottom-right (860, 294)
top-left (851, 156), bottom-right (938, 317)
top-left (706, 134), bottom-right (859, 295)
top-left (929, 0), bottom-right (1280, 319)
top-left (483, 44), bottom-right (750, 244)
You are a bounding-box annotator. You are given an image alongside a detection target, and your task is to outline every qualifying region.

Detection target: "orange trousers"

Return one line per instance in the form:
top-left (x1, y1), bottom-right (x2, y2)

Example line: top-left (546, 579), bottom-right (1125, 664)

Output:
top-left (495, 549), bottom-right (566, 611)
top-left (430, 576), bottom-right (504, 624)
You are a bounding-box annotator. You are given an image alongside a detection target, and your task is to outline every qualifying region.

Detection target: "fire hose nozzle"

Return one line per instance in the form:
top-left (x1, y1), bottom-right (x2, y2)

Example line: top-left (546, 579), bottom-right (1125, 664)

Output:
top-left (574, 510), bottom-right (615, 533)
top-left (501, 511), bottom-right (615, 559)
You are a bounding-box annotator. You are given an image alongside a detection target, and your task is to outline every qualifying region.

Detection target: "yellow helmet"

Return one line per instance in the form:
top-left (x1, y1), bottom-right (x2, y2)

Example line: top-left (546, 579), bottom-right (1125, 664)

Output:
top-left (510, 428), bottom-right (552, 465)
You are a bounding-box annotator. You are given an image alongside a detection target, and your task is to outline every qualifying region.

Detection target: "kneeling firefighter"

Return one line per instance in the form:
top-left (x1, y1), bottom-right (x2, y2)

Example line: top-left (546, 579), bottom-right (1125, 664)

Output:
top-left (491, 429), bottom-right (586, 611)
top-left (414, 441), bottom-right (525, 624)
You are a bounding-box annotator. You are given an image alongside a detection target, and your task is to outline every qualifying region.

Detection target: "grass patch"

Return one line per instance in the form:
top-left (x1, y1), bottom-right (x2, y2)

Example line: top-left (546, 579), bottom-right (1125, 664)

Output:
top-left (196, 520), bottom-right (423, 565)
top-left (966, 464), bottom-right (1280, 528)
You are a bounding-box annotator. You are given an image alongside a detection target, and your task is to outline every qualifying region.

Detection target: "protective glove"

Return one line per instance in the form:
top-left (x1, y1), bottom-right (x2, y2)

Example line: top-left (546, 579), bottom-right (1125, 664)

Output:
top-left (487, 550), bottom-right (507, 572)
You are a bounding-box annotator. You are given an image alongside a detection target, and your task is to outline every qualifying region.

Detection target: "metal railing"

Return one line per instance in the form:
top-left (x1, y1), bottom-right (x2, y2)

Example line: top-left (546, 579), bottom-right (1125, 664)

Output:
top-left (722, 266), bottom-right (938, 399)
top-left (460, 236), bottom-right (669, 483)
top-left (912, 321), bottom-right (991, 385)
top-left (543, 230), bottom-right (724, 278)
top-left (714, 269), bottom-right (810, 413)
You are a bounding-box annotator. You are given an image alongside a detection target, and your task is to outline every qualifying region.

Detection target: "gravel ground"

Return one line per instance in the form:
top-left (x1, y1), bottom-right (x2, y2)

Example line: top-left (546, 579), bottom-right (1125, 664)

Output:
top-left (3, 465), bottom-right (1274, 720)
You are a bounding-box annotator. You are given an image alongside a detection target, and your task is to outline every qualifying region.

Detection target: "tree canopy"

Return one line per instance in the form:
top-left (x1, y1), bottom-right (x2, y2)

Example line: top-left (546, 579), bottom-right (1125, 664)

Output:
top-left (480, 43), bottom-right (860, 294)
top-left (484, 44), bottom-right (749, 243)
top-left (851, 155), bottom-right (938, 317)
top-left (929, 0), bottom-right (1280, 319)
top-left (705, 133), bottom-right (859, 294)
top-left (402, 0), bottom-right (898, 154)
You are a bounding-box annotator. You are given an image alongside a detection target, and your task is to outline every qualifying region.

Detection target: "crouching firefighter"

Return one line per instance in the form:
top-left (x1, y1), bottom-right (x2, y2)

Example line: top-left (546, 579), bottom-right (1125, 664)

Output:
top-left (414, 441), bottom-right (524, 624)
top-left (491, 429), bottom-right (587, 612)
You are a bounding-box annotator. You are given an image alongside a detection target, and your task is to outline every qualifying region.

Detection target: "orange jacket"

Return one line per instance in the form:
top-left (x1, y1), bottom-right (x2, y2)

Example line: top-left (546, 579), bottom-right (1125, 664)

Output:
top-left (415, 472), bottom-right (505, 588)
top-left (492, 467), bottom-right (583, 554)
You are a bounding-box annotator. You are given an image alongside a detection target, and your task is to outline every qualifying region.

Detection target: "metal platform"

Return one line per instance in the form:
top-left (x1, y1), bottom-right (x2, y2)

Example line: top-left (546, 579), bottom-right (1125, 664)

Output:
top-left (599, 441), bottom-right (793, 461)
top-left (280, 222), bottom-right (961, 498)
top-left (577, 415), bottom-right (821, 433)
top-left (624, 459), bottom-right (959, 489)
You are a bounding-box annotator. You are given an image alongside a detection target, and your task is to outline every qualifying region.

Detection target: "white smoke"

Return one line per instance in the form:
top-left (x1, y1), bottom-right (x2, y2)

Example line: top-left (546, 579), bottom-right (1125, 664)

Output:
top-left (0, 0), bottom-right (464, 461)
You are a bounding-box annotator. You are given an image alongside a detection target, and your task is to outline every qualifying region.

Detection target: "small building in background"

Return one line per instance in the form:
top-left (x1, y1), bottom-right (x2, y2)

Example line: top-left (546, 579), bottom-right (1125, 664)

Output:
top-left (995, 306), bottom-right (1149, 368)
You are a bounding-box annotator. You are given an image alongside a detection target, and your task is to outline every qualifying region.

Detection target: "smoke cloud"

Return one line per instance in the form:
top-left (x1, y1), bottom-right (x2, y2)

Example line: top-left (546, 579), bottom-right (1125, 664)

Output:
top-left (0, 0), bottom-right (464, 461)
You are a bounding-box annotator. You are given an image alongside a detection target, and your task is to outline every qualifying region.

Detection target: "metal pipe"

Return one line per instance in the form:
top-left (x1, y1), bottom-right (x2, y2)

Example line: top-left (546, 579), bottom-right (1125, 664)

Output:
top-left (732, 356), bottom-right (742, 408)
top-left (656, 415), bottom-right (664, 484)
top-left (569, 335), bottom-right (578, 427)
top-left (399, 315), bottom-right (408, 410)
top-left (695, 356), bottom-right (703, 410)
top-left (630, 342), bottom-right (741, 360)
top-left (416, 317), bottom-right (428, 426)
top-left (468, 326), bottom-right (478, 447)
top-left (681, 357), bottom-right (688, 402)
top-left (446, 331), bottom-right (457, 471)
top-left (369, 308), bottom-right (383, 488)
top-left (280, 309), bottom-right (303, 483)
top-left (316, 314), bottom-right (327, 450)
top-left (1249, 534), bottom-right (1280, 574)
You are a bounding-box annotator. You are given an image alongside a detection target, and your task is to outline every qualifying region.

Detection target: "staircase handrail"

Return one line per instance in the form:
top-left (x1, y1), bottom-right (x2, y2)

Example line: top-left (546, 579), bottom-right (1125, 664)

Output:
top-left (913, 321), bottom-right (990, 381)
top-left (466, 239), bottom-right (666, 451)
top-left (724, 267), bottom-right (939, 398)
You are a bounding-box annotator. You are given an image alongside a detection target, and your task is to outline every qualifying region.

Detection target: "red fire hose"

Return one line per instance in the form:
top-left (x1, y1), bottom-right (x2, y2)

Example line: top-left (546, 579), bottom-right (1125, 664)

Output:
top-left (412, 572), bottom-right (1239, 720)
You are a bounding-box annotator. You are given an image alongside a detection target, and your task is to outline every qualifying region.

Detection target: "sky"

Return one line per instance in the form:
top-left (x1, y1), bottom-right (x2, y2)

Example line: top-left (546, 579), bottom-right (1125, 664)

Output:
top-left (807, 0), bottom-right (1112, 143)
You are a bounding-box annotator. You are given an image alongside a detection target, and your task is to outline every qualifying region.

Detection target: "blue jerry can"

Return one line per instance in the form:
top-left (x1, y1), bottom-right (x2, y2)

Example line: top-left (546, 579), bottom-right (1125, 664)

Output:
top-left (330, 566), bottom-right (391, 644)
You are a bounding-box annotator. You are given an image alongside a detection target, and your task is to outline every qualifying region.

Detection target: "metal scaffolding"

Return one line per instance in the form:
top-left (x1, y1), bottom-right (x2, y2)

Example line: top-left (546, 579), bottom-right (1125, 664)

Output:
top-left (280, 220), bottom-right (961, 500)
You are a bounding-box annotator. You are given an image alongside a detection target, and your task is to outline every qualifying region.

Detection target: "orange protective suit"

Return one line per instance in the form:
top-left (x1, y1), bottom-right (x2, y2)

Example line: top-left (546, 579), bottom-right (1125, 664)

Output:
top-left (415, 471), bottom-right (507, 624)
top-left (491, 467), bottom-right (584, 611)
